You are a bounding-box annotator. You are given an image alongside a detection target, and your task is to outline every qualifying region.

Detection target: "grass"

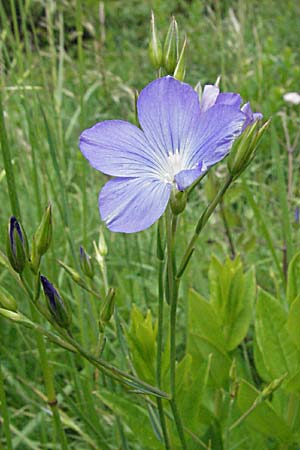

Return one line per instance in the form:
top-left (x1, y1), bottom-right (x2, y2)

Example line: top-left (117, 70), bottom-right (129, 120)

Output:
top-left (1, 0), bottom-right (300, 448)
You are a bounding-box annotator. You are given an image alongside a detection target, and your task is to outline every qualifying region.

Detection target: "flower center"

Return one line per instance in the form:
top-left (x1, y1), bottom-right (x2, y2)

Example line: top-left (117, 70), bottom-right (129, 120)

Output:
top-left (164, 149), bottom-right (185, 183)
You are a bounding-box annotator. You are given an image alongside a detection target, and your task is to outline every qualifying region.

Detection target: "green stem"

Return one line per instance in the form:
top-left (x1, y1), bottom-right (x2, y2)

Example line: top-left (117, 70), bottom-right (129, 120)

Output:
top-left (0, 89), bottom-right (21, 218)
top-left (20, 275), bottom-right (68, 450)
top-left (156, 219), bottom-right (171, 450)
top-left (177, 174), bottom-right (234, 279)
top-left (166, 210), bottom-right (187, 449)
top-left (0, 363), bottom-right (13, 450)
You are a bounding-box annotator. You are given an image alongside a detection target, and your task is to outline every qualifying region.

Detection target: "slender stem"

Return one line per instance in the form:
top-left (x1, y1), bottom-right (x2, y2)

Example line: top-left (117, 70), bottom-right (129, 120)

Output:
top-left (0, 89), bottom-right (21, 218)
top-left (156, 219), bottom-right (171, 450)
top-left (20, 275), bottom-right (68, 450)
top-left (177, 175), bottom-right (233, 280)
top-left (166, 209), bottom-right (187, 449)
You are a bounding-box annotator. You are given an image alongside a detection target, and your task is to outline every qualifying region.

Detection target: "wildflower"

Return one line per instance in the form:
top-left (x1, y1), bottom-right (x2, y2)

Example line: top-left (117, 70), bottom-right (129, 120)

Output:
top-left (80, 76), bottom-right (261, 233)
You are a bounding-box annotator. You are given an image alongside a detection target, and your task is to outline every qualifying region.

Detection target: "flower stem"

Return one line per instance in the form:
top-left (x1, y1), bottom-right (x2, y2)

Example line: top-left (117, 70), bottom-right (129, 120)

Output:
top-left (20, 274), bottom-right (68, 450)
top-left (177, 174), bottom-right (234, 279)
top-left (156, 219), bottom-right (171, 450)
top-left (166, 209), bottom-right (187, 449)
top-left (0, 89), bottom-right (21, 218)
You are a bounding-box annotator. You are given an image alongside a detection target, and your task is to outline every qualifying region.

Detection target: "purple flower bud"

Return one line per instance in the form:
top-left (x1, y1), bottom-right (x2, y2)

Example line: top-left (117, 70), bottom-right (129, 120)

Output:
top-left (6, 216), bottom-right (29, 273)
top-left (40, 275), bottom-right (71, 329)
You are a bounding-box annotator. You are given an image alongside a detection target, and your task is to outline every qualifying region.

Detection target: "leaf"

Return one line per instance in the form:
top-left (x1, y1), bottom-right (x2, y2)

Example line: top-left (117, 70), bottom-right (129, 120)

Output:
top-left (188, 289), bottom-right (225, 350)
top-left (255, 289), bottom-right (300, 379)
top-left (187, 289), bottom-right (232, 387)
top-left (127, 305), bottom-right (157, 384)
top-left (287, 252), bottom-right (300, 305)
top-left (236, 379), bottom-right (293, 442)
top-left (209, 255), bottom-right (255, 351)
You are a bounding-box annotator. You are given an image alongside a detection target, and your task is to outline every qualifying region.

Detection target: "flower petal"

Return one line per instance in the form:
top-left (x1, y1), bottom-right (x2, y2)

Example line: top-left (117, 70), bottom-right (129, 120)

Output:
top-left (79, 120), bottom-right (160, 177)
top-left (216, 92), bottom-right (242, 107)
top-left (200, 85), bottom-right (219, 113)
top-left (189, 104), bottom-right (246, 168)
top-left (99, 177), bottom-right (171, 233)
top-left (174, 162), bottom-right (206, 191)
top-left (241, 102), bottom-right (263, 130)
top-left (137, 76), bottom-right (201, 159)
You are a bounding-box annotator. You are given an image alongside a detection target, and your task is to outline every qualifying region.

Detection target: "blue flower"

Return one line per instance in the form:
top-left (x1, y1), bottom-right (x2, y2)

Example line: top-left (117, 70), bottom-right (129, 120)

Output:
top-left (79, 76), bottom-right (261, 233)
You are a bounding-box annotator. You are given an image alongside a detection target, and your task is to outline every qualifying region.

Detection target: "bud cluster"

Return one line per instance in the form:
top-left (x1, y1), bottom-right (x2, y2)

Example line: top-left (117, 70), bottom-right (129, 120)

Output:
top-left (148, 12), bottom-right (187, 81)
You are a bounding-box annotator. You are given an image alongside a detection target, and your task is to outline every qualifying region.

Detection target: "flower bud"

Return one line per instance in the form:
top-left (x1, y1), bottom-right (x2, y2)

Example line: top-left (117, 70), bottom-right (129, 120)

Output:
top-left (79, 246), bottom-right (94, 279)
top-left (173, 36), bottom-right (187, 82)
top-left (227, 119), bottom-right (271, 178)
top-left (148, 11), bottom-right (162, 70)
top-left (98, 228), bottom-right (108, 257)
top-left (34, 204), bottom-right (52, 257)
top-left (170, 189), bottom-right (187, 215)
top-left (40, 275), bottom-right (71, 329)
top-left (0, 286), bottom-right (17, 311)
top-left (99, 287), bottom-right (115, 331)
top-left (6, 216), bottom-right (29, 273)
top-left (163, 16), bottom-right (178, 74)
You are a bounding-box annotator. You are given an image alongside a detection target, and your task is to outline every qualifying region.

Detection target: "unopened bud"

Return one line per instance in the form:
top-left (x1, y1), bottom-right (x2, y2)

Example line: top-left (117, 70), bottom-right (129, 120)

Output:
top-left (0, 286), bottom-right (17, 311)
top-left (149, 11), bottom-right (162, 70)
top-left (227, 119), bottom-right (271, 178)
top-left (34, 204), bottom-right (52, 256)
top-left (98, 228), bottom-right (108, 257)
top-left (99, 287), bottom-right (115, 330)
top-left (6, 216), bottom-right (29, 274)
top-left (40, 275), bottom-right (71, 329)
top-left (163, 16), bottom-right (178, 74)
top-left (173, 36), bottom-right (187, 81)
top-left (79, 246), bottom-right (94, 279)
top-left (170, 189), bottom-right (187, 215)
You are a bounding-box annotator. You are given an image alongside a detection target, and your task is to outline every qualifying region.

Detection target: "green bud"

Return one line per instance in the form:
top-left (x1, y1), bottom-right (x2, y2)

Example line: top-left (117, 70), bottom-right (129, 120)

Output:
top-left (79, 246), bottom-right (94, 279)
top-left (170, 189), bottom-right (187, 215)
top-left (0, 286), bottom-right (17, 311)
top-left (163, 16), bottom-right (178, 74)
top-left (100, 288), bottom-right (115, 328)
top-left (0, 307), bottom-right (32, 327)
top-left (6, 216), bottom-right (29, 274)
top-left (57, 260), bottom-right (87, 289)
top-left (148, 11), bottom-right (162, 70)
top-left (173, 35), bottom-right (187, 81)
top-left (98, 228), bottom-right (108, 257)
top-left (34, 204), bottom-right (52, 257)
top-left (227, 119), bottom-right (271, 178)
top-left (41, 275), bottom-right (71, 329)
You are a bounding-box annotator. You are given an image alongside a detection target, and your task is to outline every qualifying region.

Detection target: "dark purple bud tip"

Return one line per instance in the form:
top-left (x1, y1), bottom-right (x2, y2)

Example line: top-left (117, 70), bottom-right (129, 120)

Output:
top-left (40, 275), bottom-right (71, 328)
top-left (7, 216), bottom-right (28, 273)
top-left (295, 207), bottom-right (299, 224)
top-left (40, 275), bottom-right (59, 311)
top-left (10, 216), bottom-right (23, 250)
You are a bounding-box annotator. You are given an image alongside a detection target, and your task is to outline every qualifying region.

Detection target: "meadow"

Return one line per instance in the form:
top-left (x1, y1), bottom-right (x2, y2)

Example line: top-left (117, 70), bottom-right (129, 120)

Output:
top-left (1, 0), bottom-right (300, 449)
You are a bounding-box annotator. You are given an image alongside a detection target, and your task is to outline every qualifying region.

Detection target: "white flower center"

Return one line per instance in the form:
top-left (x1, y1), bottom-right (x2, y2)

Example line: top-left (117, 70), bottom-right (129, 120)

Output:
top-left (164, 149), bottom-right (185, 183)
